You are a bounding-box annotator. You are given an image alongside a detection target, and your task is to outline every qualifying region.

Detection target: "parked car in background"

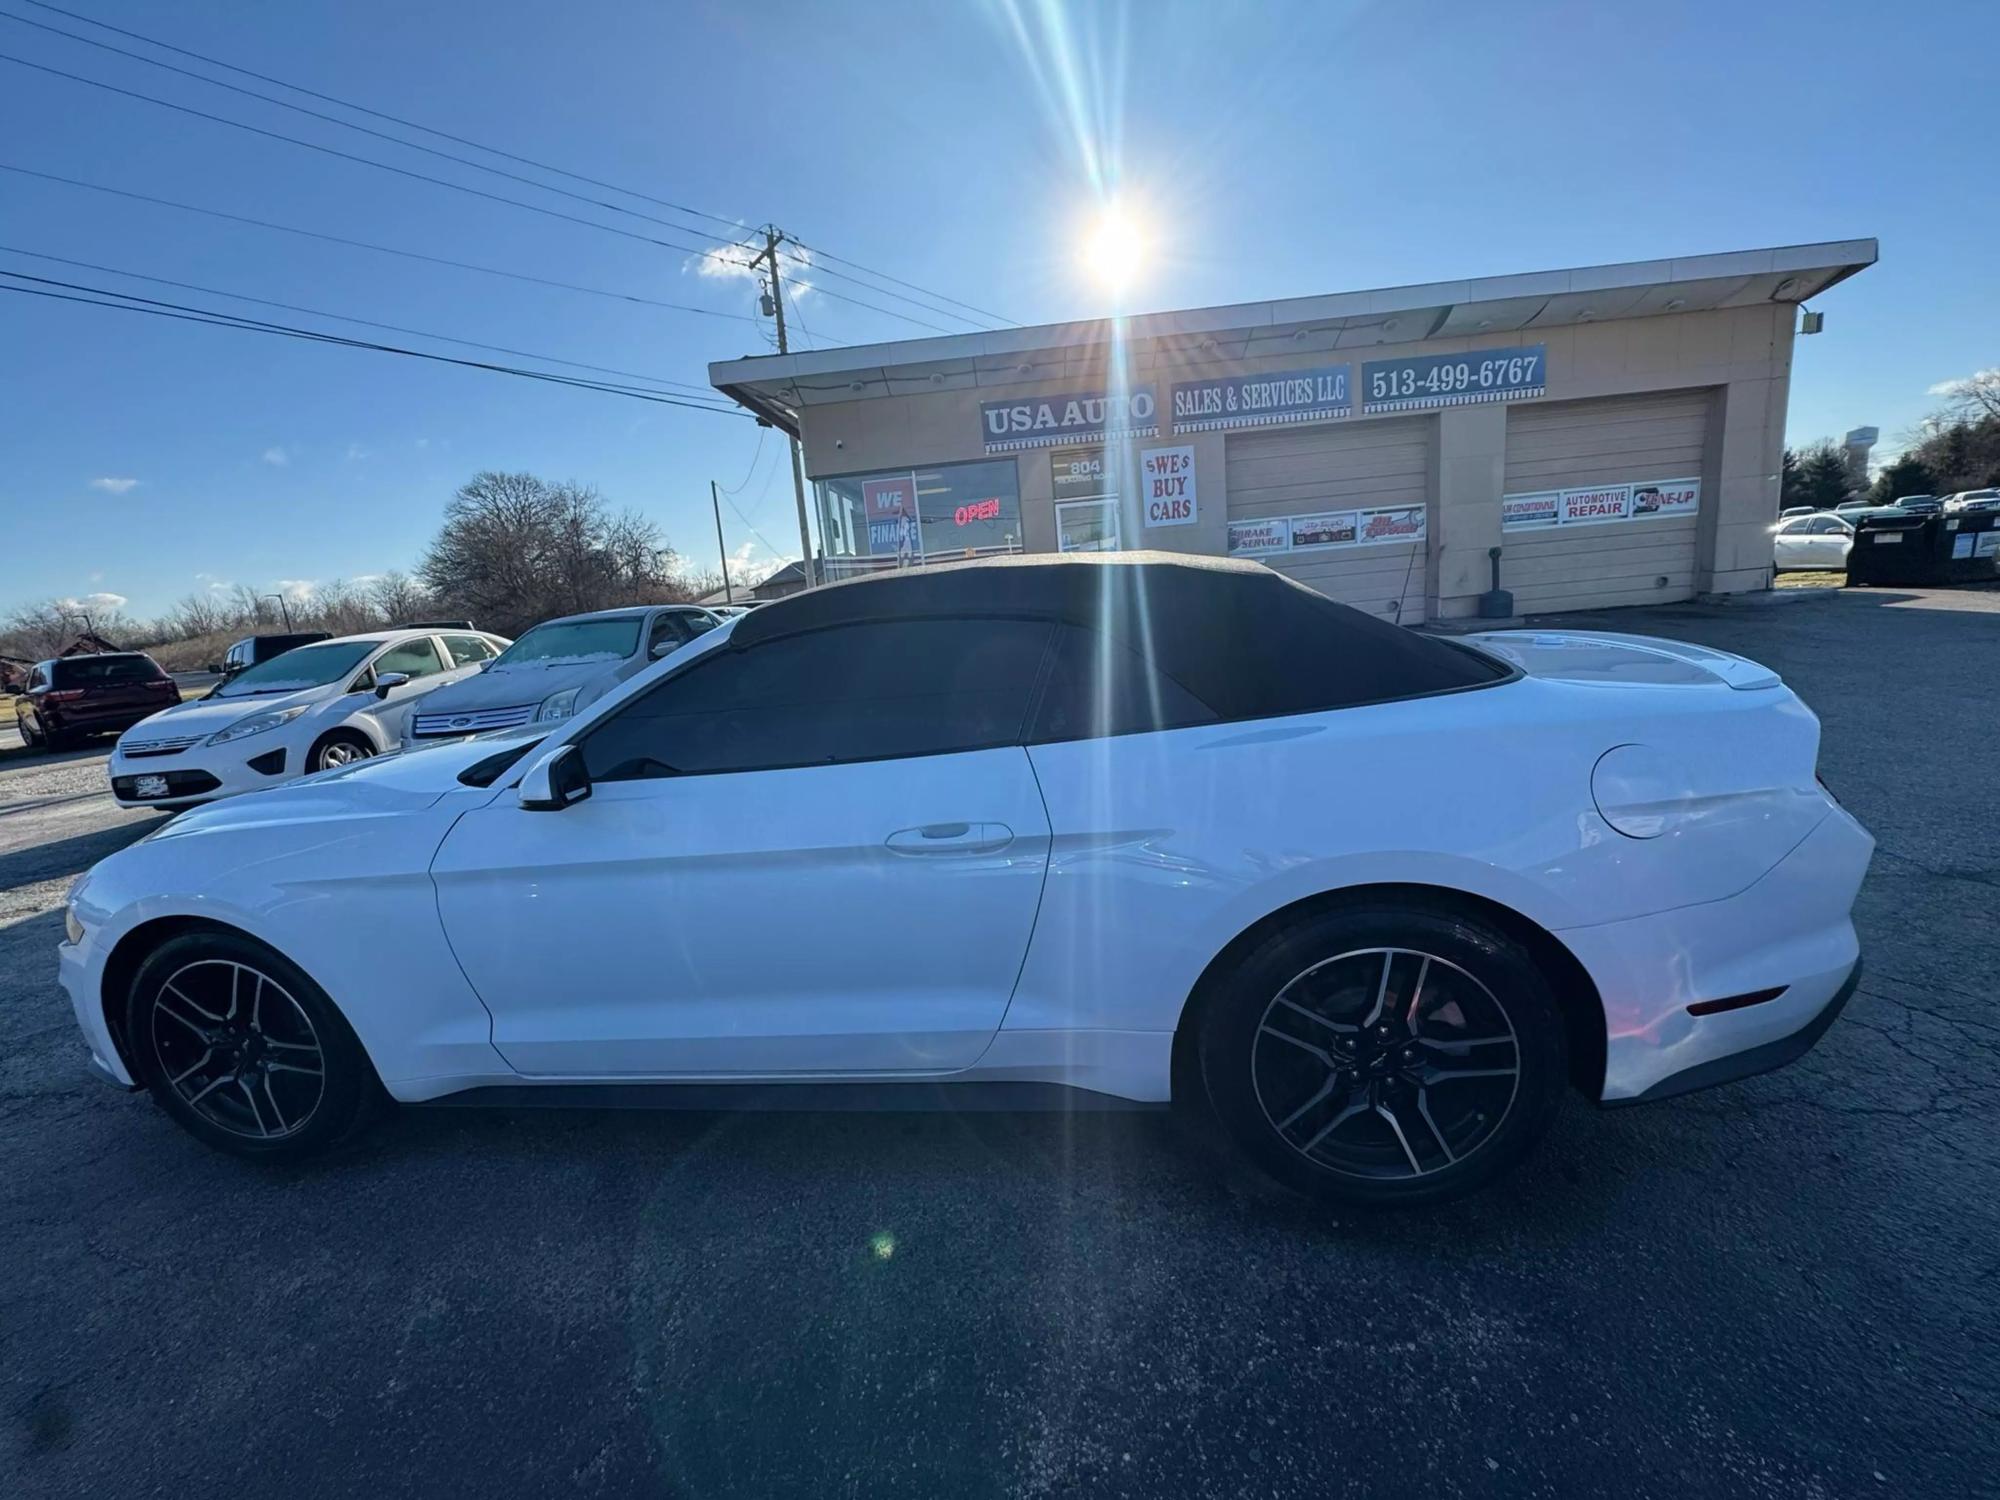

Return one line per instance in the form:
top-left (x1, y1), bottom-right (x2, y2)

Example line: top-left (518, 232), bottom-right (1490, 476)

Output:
top-left (106, 626), bottom-right (508, 809)
top-left (1943, 488), bottom-right (2000, 514)
top-left (1772, 512), bottom-right (1854, 571)
top-left (401, 604), bottom-right (721, 747)
top-left (210, 631), bottom-right (332, 677)
top-left (9, 652), bottom-right (180, 750)
top-left (1779, 505), bottom-right (1817, 518)
top-left (62, 555), bottom-right (1870, 1208)
top-left (1833, 500), bottom-right (1879, 523)
top-left (1892, 494), bottom-right (1943, 515)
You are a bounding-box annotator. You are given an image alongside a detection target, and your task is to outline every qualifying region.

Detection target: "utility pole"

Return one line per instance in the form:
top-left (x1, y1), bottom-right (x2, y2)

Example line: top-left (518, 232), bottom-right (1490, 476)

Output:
top-left (259, 592), bottom-right (295, 630)
top-left (748, 224), bottom-right (818, 588)
top-left (710, 480), bottom-right (734, 605)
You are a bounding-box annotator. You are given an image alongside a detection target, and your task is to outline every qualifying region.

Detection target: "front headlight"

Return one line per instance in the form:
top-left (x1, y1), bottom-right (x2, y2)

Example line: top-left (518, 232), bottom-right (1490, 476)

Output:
top-left (206, 703), bottom-right (310, 746)
top-left (64, 874), bottom-right (88, 944)
top-left (535, 687), bottom-right (580, 722)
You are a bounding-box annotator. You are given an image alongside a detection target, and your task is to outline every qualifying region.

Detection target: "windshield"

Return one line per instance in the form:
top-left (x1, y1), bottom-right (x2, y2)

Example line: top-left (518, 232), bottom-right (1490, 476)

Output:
top-left (216, 640), bottom-right (380, 697)
top-left (489, 617), bottom-right (641, 668)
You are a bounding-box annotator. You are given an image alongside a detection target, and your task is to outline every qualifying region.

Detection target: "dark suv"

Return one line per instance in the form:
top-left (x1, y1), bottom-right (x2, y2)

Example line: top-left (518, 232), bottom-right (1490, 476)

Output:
top-left (211, 631), bottom-right (332, 677)
top-left (10, 653), bottom-right (180, 750)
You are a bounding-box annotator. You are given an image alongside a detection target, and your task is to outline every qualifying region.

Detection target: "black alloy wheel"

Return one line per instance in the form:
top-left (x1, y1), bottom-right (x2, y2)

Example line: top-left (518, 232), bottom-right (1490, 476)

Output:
top-left (1195, 904), bottom-right (1567, 1207)
top-left (128, 931), bottom-right (376, 1160)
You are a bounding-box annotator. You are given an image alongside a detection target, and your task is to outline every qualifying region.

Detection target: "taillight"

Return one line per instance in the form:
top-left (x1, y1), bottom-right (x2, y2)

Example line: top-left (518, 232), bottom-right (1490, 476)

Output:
top-left (44, 689), bottom-right (86, 702)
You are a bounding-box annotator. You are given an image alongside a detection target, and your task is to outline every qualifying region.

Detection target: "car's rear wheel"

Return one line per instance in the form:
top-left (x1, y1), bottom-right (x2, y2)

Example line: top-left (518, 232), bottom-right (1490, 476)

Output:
top-left (309, 730), bottom-right (375, 772)
top-left (126, 931), bottom-right (374, 1161)
top-left (1194, 903), bottom-right (1567, 1208)
top-left (18, 713), bottom-right (43, 748)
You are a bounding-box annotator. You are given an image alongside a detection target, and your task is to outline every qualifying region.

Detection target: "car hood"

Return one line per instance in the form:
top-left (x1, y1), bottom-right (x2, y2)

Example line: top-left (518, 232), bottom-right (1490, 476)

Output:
top-left (415, 658), bottom-right (623, 715)
top-left (1462, 630), bottom-right (1782, 691)
top-left (119, 686), bottom-right (324, 742)
top-left (142, 724), bottom-right (544, 841)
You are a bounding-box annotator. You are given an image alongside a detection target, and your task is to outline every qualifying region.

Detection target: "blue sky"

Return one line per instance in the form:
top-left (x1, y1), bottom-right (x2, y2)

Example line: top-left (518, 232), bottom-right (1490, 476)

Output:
top-left (3, 0), bottom-right (1994, 621)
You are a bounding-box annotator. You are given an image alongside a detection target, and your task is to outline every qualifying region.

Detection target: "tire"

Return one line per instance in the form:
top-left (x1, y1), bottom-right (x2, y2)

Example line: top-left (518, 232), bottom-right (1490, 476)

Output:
top-left (125, 930), bottom-right (376, 1161)
top-left (1192, 903), bottom-right (1567, 1208)
top-left (308, 730), bottom-right (376, 772)
top-left (18, 714), bottom-right (43, 749)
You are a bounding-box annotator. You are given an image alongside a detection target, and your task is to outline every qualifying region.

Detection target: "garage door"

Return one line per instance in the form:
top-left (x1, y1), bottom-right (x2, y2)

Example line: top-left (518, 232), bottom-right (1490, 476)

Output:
top-left (1225, 417), bottom-right (1431, 625)
top-left (1502, 391), bottom-right (1711, 614)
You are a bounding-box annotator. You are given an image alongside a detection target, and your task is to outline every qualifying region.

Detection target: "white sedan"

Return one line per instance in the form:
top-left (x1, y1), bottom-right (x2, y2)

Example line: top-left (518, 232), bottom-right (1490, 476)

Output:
top-left (106, 627), bottom-right (509, 809)
top-left (1772, 512), bottom-right (1853, 571)
top-left (60, 555), bottom-right (1870, 1206)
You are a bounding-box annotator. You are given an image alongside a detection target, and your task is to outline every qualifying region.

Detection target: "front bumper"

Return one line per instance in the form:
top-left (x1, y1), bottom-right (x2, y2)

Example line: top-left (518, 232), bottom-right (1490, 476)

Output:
top-left (107, 742), bottom-right (290, 809)
top-left (59, 931), bottom-right (137, 1089)
top-left (1561, 805), bottom-right (1873, 1104)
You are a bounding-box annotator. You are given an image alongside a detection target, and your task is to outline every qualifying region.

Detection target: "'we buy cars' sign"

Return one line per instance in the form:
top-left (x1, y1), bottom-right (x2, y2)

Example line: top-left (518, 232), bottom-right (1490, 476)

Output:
top-left (1141, 445), bottom-right (1197, 527)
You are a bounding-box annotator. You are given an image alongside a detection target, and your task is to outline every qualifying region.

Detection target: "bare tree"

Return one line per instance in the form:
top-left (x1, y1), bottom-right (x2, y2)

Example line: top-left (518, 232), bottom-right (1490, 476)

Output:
top-left (1930, 369), bottom-right (2000, 423)
top-left (369, 571), bottom-right (430, 624)
top-left (419, 471), bottom-right (690, 635)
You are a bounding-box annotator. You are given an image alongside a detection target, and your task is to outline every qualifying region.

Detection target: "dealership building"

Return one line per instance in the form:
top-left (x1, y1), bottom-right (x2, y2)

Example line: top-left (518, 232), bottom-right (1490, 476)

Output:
top-left (709, 240), bottom-right (1876, 624)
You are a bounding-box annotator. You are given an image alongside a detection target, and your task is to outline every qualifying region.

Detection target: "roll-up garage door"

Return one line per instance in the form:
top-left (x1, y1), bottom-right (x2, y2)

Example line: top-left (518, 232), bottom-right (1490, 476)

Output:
top-left (1225, 417), bottom-right (1431, 625)
top-left (1501, 390), bottom-right (1711, 614)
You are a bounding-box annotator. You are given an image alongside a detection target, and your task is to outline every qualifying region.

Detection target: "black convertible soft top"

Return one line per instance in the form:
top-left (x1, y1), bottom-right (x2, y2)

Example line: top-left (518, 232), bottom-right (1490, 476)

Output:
top-left (731, 552), bottom-right (1506, 721)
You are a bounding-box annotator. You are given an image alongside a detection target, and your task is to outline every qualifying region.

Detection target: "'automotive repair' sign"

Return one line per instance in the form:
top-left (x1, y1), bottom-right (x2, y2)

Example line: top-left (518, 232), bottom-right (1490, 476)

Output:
top-left (981, 388), bottom-right (1159, 452)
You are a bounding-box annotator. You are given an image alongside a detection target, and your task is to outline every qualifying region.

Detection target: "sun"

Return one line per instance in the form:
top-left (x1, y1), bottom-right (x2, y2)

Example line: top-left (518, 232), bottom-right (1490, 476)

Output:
top-left (1081, 205), bottom-right (1148, 295)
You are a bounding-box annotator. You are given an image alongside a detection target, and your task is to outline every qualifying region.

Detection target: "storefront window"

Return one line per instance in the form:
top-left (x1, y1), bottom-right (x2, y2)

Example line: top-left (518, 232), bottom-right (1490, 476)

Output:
top-left (1056, 499), bottom-right (1120, 552)
top-left (815, 460), bottom-right (1022, 576)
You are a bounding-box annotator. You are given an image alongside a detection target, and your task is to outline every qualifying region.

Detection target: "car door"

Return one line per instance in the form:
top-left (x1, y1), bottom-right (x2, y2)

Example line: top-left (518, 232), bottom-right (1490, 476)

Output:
top-left (1773, 518), bottom-right (1810, 569)
top-left (429, 614), bottom-right (1057, 1077)
top-left (356, 636), bottom-right (455, 739)
top-left (1816, 516), bottom-right (1854, 567)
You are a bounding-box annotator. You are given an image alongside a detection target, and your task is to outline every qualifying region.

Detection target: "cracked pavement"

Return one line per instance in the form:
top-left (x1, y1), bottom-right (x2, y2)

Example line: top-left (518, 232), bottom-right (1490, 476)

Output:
top-left (2, 585), bottom-right (1996, 1497)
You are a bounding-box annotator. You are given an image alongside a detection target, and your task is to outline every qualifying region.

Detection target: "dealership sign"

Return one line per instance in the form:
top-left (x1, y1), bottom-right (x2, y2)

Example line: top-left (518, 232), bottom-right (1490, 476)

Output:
top-left (1227, 506), bottom-right (1426, 556)
top-left (981, 387), bottom-right (1158, 452)
top-left (1172, 365), bottom-right (1351, 433)
top-left (1141, 445), bottom-right (1198, 527)
top-left (1502, 477), bottom-right (1701, 532)
top-left (1361, 344), bottom-right (1546, 414)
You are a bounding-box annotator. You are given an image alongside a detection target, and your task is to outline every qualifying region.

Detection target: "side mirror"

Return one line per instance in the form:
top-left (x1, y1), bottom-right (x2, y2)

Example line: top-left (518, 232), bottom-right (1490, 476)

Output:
top-left (518, 743), bottom-right (592, 811)
top-left (373, 671), bottom-right (410, 700)
top-left (206, 662), bottom-right (223, 675)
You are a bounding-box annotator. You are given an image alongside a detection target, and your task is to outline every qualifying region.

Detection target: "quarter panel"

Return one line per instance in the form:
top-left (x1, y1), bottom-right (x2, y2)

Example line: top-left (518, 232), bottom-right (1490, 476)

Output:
top-left (1015, 678), bottom-right (1831, 1036)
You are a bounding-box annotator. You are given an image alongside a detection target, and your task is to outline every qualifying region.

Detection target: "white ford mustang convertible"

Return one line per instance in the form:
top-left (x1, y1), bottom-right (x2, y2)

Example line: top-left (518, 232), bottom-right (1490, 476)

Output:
top-left (59, 554), bottom-right (1871, 1205)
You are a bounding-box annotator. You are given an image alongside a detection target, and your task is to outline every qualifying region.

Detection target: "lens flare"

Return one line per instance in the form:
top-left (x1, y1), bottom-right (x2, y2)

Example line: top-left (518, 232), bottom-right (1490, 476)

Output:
top-left (1082, 206), bottom-right (1147, 293)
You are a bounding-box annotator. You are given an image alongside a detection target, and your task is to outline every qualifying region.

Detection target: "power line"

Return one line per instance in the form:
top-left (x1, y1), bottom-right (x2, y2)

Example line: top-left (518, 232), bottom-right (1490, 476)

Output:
top-left (13, 0), bottom-right (1012, 332)
top-left (0, 162), bottom-right (760, 322)
top-left (0, 7), bottom-right (757, 251)
top-left (0, 244), bottom-right (733, 398)
top-left (0, 274), bottom-right (754, 414)
top-left (0, 52), bottom-right (759, 266)
top-left (716, 426), bottom-right (771, 496)
top-left (784, 274), bottom-right (959, 336)
top-left (788, 240), bottom-right (1016, 327)
top-left (17, 0), bottom-right (749, 233)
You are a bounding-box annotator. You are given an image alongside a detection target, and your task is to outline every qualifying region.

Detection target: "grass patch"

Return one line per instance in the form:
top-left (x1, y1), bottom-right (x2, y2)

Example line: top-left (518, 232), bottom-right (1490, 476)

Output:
top-left (1774, 570), bottom-right (1846, 589)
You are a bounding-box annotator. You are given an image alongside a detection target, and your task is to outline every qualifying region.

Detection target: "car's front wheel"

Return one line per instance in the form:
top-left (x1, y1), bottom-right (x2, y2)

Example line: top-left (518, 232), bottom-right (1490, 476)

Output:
top-left (126, 930), bottom-right (376, 1160)
top-left (1193, 903), bottom-right (1567, 1208)
top-left (309, 730), bottom-right (376, 772)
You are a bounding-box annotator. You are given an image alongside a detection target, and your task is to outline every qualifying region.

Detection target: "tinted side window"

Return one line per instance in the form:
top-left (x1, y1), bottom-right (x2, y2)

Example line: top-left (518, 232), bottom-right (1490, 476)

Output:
top-left (375, 638), bottom-right (446, 679)
top-left (442, 633), bottom-right (496, 667)
top-left (1029, 624), bottom-right (1219, 744)
top-left (583, 617), bottom-right (1053, 781)
top-left (646, 613), bottom-right (693, 655)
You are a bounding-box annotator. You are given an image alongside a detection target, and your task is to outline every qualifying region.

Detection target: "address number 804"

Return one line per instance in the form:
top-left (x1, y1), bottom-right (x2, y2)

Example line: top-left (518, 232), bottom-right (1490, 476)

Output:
top-left (1368, 354), bottom-right (1541, 400)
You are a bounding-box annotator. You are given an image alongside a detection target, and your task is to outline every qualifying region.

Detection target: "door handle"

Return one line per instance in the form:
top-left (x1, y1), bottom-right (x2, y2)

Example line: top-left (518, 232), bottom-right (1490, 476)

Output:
top-left (885, 822), bottom-right (1014, 856)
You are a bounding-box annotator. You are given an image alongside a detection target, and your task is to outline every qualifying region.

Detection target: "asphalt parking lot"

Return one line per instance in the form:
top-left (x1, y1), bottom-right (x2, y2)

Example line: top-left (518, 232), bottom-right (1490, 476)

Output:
top-left (3, 586), bottom-right (1996, 1499)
